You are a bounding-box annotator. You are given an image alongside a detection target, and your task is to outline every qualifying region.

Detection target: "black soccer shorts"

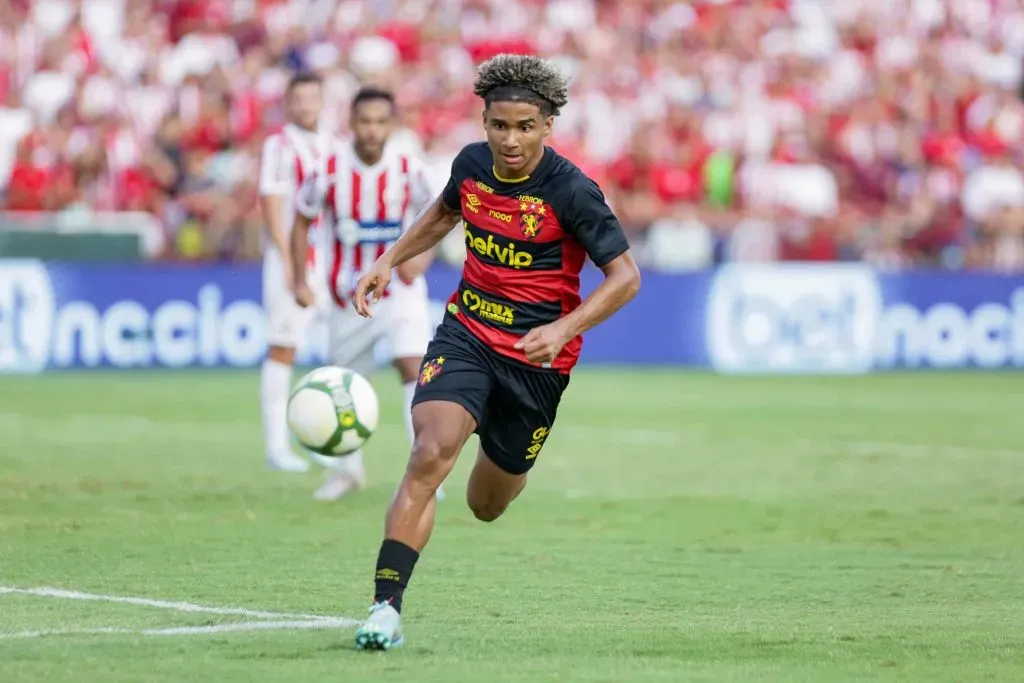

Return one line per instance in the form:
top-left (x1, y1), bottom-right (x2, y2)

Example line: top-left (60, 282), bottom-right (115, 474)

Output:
top-left (411, 321), bottom-right (570, 475)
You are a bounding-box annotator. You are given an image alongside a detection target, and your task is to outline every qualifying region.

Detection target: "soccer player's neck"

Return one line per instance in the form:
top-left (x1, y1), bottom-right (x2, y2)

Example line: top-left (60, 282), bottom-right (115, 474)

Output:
top-left (354, 144), bottom-right (383, 167)
top-left (492, 152), bottom-right (543, 184)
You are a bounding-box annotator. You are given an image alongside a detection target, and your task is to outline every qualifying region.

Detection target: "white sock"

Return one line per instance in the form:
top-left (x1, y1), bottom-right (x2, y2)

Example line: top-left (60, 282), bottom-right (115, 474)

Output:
top-left (402, 381), bottom-right (416, 446)
top-left (261, 359), bottom-right (293, 457)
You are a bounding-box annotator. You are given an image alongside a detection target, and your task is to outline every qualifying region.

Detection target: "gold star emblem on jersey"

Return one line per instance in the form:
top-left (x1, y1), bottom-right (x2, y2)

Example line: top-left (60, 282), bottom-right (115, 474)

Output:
top-left (519, 202), bottom-right (546, 240)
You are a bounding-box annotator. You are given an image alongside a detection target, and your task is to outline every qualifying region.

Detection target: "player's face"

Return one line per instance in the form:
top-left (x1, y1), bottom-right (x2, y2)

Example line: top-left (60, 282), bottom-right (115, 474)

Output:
top-left (351, 99), bottom-right (394, 160)
top-left (286, 83), bottom-right (323, 131)
top-left (483, 101), bottom-right (552, 179)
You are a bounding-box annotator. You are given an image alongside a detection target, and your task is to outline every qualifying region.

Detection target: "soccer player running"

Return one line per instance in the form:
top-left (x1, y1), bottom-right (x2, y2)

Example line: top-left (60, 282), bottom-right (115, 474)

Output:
top-left (291, 87), bottom-right (445, 502)
top-left (259, 72), bottom-right (333, 474)
top-left (349, 55), bottom-right (641, 650)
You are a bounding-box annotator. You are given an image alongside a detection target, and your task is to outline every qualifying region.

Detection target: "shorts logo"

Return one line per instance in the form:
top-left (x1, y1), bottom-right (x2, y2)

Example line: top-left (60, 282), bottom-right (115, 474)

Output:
top-left (519, 201), bottom-right (546, 240)
top-left (462, 289), bottom-right (514, 325)
top-left (418, 355), bottom-right (445, 385)
top-left (525, 426), bottom-right (550, 460)
top-left (465, 193), bottom-right (481, 214)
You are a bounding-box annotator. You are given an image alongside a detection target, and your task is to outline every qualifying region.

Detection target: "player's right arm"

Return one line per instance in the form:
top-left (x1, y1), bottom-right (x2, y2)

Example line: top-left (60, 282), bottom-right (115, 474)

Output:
top-left (259, 135), bottom-right (293, 280)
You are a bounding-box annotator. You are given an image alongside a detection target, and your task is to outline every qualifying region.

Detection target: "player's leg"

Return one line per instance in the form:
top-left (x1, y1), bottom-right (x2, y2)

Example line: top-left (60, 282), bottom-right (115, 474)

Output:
top-left (356, 327), bottom-right (491, 651)
top-left (385, 398), bottom-right (475, 549)
top-left (468, 362), bottom-right (570, 521)
top-left (312, 305), bottom-right (377, 501)
top-left (465, 447), bottom-right (527, 521)
top-left (261, 251), bottom-right (313, 472)
top-left (387, 277), bottom-right (445, 501)
top-left (356, 403), bottom-right (477, 651)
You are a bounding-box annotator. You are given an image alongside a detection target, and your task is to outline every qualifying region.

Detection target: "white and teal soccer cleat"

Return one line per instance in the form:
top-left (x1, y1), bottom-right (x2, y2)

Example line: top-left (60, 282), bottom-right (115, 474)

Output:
top-left (354, 601), bottom-right (404, 651)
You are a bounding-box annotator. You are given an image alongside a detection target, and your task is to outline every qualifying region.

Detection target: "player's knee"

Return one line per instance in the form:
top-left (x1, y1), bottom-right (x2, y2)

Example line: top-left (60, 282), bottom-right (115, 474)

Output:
top-left (468, 498), bottom-right (506, 523)
top-left (407, 433), bottom-right (457, 480)
top-left (466, 488), bottom-right (509, 522)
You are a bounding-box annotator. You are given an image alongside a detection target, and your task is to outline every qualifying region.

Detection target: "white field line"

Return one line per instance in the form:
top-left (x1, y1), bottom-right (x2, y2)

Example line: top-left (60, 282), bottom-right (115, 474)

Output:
top-left (0, 585), bottom-right (360, 639)
top-left (0, 620), bottom-right (352, 640)
top-left (0, 586), bottom-right (341, 622)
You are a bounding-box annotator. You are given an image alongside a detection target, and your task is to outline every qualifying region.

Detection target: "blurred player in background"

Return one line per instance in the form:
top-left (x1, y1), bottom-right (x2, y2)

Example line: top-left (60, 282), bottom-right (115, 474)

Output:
top-left (259, 72), bottom-right (333, 474)
top-left (349, 55), bottom-right (641, 650)
top-left (291, 87), bottom-right (445, 502)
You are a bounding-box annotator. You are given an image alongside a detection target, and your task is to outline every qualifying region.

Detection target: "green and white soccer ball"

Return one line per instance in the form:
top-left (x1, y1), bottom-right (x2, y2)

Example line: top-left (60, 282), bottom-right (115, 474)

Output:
top-left (286, 366), bottom-right (379, 456)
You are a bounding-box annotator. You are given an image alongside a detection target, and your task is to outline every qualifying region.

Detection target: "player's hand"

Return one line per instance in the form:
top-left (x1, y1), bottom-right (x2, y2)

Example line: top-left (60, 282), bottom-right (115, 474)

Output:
top-left (352, 259), bottom-right (393, 318)
top-left (515, 321), bottom-right (572, 365)
top-left (293, 282), bottom-right (315, 308)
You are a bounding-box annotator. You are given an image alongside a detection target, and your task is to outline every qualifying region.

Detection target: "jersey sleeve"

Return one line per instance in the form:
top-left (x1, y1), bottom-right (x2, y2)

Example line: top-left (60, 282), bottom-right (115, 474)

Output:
top-left (294, 172), bottom-right (324, 219)
top-left (561, 177), bottom-right (631, 267)
top-left (258, 135), bottom-right (290, 197)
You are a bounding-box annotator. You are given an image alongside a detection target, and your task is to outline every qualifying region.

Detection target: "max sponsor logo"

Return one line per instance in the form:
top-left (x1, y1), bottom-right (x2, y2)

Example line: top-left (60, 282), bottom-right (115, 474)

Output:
top-left (462, 289), bottom-right (514, 326)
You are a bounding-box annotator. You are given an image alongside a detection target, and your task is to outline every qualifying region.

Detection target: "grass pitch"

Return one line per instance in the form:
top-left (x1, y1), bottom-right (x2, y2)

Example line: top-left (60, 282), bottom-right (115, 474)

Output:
top-left (1, 369), bottom-right (1023, 682)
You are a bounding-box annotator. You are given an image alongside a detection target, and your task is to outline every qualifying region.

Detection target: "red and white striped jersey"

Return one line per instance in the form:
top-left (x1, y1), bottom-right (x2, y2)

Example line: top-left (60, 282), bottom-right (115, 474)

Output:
top-left (295, 143), bottom-right (434, 308)
top-left (258, 123), bottom-right (334, 246)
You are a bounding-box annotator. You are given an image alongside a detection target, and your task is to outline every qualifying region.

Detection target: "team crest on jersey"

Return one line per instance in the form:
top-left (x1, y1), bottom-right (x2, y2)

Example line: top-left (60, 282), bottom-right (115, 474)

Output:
top-left (418, 356), bottom-right (445, 385)
top-left (519, 201), bottom-right (546, 240)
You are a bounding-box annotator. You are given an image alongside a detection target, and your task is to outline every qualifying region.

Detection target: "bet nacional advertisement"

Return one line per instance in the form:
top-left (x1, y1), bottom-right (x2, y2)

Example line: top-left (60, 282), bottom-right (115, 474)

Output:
top-left (704, 264), bottom-right (1024, 373)
top-left (0, 259), bottom-right (1021, 373)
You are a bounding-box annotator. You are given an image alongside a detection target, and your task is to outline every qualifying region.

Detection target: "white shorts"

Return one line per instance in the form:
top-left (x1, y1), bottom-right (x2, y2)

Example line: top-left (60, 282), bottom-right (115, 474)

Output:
top-left (263, 247), bottom-right (327, 348)
top-left (328, 276), bottom-right (433, 377)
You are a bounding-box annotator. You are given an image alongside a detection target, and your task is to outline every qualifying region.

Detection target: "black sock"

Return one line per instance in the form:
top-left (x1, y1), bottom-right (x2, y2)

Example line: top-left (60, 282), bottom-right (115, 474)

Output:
top-left (374, 539), bottom-right (419, 613)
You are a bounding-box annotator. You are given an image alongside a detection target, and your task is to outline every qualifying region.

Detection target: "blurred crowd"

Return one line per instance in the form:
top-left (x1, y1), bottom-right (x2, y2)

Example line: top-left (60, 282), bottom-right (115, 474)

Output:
top-left (1, 0), bottom-right (1023, 270)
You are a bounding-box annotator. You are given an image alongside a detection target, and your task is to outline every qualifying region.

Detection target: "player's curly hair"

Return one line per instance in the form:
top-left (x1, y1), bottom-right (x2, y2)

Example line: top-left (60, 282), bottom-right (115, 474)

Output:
top-left (473, 54), bottom-right (569, 117)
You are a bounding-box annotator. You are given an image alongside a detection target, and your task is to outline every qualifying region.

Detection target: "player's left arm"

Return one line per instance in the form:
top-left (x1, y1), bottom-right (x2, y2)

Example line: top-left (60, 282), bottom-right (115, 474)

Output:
top-left (515, 178), bottom-right (640, 363)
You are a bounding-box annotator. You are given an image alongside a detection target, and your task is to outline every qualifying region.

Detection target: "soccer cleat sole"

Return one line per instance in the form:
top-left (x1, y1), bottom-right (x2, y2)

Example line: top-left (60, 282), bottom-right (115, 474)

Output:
top-left (355, 630), bottom-right (404, 651)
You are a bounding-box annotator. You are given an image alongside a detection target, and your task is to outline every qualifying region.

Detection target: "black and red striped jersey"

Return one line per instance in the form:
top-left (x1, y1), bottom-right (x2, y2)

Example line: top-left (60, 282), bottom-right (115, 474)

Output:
top-left (440, 142), bottom-right (630, 373)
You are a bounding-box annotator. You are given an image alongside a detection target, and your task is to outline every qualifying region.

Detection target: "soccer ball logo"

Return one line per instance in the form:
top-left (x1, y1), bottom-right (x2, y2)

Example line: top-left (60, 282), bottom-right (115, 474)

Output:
top-left (519, 202), bottom-right (545, 240)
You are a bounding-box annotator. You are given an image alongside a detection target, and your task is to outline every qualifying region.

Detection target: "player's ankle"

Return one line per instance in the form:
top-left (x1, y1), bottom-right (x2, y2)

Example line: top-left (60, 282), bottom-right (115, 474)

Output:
top-left (373, 539), bottom-right (420, 613)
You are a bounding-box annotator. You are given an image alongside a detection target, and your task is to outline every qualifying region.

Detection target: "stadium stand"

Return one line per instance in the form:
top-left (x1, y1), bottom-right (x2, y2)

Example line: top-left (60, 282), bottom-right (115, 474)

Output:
top-left (0, 0), bottom-right (1022, 270)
